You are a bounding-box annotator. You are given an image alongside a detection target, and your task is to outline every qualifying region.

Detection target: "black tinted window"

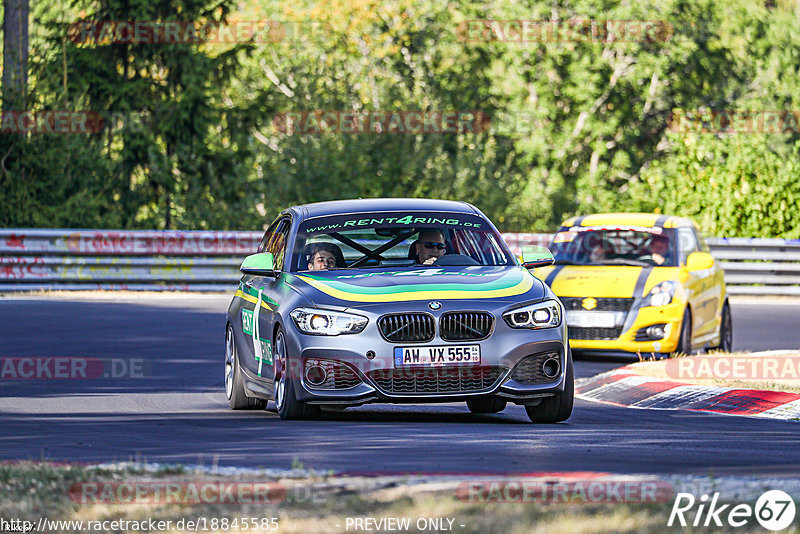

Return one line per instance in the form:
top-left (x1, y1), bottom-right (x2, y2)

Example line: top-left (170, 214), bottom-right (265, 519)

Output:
top-left (550, 227), bottom-right (678, 267)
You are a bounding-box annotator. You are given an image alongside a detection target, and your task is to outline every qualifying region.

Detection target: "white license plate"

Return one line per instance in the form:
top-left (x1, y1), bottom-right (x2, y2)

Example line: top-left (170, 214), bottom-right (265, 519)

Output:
top-left (394, 345), bottom-right (480, 367)
top-left (566, 310), bottom-right (623, 328)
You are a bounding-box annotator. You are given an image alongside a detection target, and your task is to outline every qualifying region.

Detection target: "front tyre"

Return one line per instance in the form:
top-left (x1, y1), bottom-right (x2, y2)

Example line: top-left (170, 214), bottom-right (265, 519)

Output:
top-left (710, 300), bottom-right (732, 352)
top-left (225, 324), bottom-right (267, 410)
top-left (525, 350), bottom-right (574, 423)
top-left (273, 327), bottom-right (320, 420)
top-left (674, 307), bottom-right (693, 356)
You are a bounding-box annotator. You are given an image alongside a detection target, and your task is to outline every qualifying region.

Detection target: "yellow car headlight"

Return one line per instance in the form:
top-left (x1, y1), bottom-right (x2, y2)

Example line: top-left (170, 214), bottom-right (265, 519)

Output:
top-left (644, 281), bottom-right (677, 307)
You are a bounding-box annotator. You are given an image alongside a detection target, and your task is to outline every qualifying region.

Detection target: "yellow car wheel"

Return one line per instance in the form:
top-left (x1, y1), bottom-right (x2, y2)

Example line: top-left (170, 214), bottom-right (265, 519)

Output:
top-left (674, 307), bottom-right (692, 356)
top-left (710, 301), bottom-right (733, 352)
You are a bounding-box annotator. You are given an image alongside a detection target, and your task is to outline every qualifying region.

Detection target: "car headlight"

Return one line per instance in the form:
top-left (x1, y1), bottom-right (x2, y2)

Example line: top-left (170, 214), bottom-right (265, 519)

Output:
top-left (503, 300), bottom-right (562, 329)
top-left (290, 307), bottom-right (368, 335)
top-left (644, 281), bottom-right (677, 307)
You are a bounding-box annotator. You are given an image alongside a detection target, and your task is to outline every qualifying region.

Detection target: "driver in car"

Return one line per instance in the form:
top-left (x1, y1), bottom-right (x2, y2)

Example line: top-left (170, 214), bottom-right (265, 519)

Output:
top-left (414, 229), bottom-right (447, 265)
top-left (646, 234), bottom-right (671, 265)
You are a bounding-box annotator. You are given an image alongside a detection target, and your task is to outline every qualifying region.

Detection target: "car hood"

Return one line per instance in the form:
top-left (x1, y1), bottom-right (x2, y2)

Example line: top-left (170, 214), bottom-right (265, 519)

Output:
top-left (535, 265), bottom-right (680, 298)
top-left (284, 266), bottom-right (545, 307)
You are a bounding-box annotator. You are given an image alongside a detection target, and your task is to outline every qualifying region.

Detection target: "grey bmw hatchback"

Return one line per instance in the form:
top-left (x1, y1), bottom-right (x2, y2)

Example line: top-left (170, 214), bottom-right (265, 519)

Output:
top-left (225, 198), bottom-right (573, 423)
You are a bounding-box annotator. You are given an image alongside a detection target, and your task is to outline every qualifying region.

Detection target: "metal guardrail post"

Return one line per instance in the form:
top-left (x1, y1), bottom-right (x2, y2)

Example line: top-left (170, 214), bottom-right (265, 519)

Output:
top-left (1, 229), bottom-right (799, 294)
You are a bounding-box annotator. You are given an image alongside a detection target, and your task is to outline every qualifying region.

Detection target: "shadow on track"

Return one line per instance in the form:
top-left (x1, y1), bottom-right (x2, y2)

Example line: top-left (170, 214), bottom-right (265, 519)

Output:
top-left (0, 300), bottom-right (226, 397)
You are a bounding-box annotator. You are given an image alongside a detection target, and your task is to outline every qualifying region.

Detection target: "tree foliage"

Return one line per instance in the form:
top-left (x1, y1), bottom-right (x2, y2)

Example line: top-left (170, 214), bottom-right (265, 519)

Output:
top-left (1, 0), bottom-right (800, 236)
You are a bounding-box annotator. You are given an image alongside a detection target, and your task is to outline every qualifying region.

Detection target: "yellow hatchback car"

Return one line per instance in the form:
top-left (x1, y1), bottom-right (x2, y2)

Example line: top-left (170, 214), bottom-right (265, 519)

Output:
top-left (534, 213), bottom-right (731, 357)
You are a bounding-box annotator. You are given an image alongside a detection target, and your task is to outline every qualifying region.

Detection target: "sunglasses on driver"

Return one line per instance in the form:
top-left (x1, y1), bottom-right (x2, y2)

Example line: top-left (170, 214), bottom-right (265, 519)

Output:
top-left (421, 241), bottom-right (447, 250)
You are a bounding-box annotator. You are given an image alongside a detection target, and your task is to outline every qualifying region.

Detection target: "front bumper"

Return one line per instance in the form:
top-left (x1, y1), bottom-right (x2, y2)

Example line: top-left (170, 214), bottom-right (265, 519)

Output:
top-left (280, 302), bottom-right (569, 405)
top-left (568, 300), bottom-right (684, 354)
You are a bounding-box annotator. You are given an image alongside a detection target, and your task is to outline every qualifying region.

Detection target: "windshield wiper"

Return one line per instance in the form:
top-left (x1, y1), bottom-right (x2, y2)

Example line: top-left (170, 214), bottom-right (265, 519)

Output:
top-left (597, 259), bottom-right (650, 267)
top-left (554, 260), bottom-right (582, 265)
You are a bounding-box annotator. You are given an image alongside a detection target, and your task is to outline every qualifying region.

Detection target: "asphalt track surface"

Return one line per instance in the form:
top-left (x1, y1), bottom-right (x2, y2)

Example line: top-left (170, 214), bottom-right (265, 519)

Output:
top-left (1, 295), bottom-right (799, 476)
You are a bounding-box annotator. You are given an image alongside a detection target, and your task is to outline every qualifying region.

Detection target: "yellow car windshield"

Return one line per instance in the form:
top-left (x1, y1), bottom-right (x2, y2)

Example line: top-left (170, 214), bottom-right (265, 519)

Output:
top-left (550, 227), bottom-right (677, 267)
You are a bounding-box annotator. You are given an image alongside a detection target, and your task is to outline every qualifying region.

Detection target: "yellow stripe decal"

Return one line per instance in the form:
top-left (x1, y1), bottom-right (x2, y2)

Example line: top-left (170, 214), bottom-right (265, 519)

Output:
top-left (234, 289), bottom-right (275, 309)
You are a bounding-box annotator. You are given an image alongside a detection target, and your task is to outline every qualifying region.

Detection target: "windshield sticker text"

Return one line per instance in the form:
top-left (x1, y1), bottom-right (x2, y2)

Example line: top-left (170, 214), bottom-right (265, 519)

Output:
top-left (305, 215), bottom-right (482, 233)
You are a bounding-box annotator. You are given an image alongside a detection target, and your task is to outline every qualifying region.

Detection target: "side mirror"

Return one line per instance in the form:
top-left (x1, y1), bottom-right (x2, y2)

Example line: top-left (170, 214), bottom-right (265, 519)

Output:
top-left (240, 252), bottom-right (276, 276)
top-left (686, 251), bottom-right (714, 272)
top-left (522, 245), bottom-right (555, 269)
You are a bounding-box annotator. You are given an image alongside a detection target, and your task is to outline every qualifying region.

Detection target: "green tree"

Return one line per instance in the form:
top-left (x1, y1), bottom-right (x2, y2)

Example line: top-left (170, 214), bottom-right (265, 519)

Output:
top-left (3, 0), bottom-right (800, 238)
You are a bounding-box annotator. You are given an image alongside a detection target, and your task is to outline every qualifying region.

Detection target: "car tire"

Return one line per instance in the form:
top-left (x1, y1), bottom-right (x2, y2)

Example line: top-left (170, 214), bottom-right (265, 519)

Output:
top-left (273, 326), bottom-right (320, 420)
top-left (710, 300), bottom-right (733, 352)
top-left (674, 307), bottom-right (693, 356)
top-left (225, 324), bottom-right (267, 410)
top-left (466, 397), bottom-right (507, 414)
top-left (525, 350), bottom-right (574, 423)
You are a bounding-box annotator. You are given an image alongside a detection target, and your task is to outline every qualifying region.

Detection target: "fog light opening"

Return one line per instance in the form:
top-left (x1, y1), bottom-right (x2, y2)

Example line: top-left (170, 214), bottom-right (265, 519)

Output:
top-left (646, 325), bottom-right (666, 339)
top-left (305, 362), bottom-right (328, 386)
top-left (542, 357), bottom-right (561, 379)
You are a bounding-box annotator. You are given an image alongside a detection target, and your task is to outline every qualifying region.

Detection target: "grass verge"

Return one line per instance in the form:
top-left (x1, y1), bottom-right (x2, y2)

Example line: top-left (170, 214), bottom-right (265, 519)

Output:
top-left (628, 351), bottom-right (800, 394)
top-left (1, 462), bottom-right (797, 533)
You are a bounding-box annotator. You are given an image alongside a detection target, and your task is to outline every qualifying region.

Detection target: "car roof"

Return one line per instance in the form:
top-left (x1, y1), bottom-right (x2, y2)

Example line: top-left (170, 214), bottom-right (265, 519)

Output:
top-left (560, 212), bottom-right (697, 229)
top-left (287, 198), bottom-right (481, 220)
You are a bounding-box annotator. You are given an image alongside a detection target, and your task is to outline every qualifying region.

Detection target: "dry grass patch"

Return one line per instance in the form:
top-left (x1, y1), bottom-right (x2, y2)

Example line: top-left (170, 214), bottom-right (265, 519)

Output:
top-left (626, 351), bottom-right (800, 394)
top-left (2, 462), bottom-right (796, 534)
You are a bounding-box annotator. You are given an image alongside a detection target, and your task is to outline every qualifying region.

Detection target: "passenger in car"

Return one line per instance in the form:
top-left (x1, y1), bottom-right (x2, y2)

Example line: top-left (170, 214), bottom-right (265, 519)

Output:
top-left (589, 244), bottom-right (607, 263)
top-left (304, 242), bottom-right (346, 270)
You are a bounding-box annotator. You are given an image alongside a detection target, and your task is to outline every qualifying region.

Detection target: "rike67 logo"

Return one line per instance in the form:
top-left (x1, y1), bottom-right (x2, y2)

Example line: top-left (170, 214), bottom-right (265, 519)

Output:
top-left (669, 490), bottom-right (796, 531)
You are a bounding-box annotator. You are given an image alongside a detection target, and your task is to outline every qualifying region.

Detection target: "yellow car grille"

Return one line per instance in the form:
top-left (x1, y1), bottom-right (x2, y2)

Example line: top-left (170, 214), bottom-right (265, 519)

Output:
top-left (568, 326), bottom-right (624, 340)
top-left (560, 297), bottom-right (634, 312)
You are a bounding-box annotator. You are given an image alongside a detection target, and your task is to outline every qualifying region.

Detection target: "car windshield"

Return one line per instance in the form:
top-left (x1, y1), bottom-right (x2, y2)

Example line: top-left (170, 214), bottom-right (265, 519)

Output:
top-left (550, 226), bottom-right (678, 267)
top-left (291, 211), bottom-right (514, 271)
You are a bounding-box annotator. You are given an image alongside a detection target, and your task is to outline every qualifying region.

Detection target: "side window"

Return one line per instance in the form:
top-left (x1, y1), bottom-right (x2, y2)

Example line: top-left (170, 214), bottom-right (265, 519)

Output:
top-left (678, 228), bottom-right (698, 264)
top-left (257, 217), bottom-right (282, 253)
top-left (265, 218), bottom-right (291, 271)
top-left (696, 229), bottom-right (711, 252)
